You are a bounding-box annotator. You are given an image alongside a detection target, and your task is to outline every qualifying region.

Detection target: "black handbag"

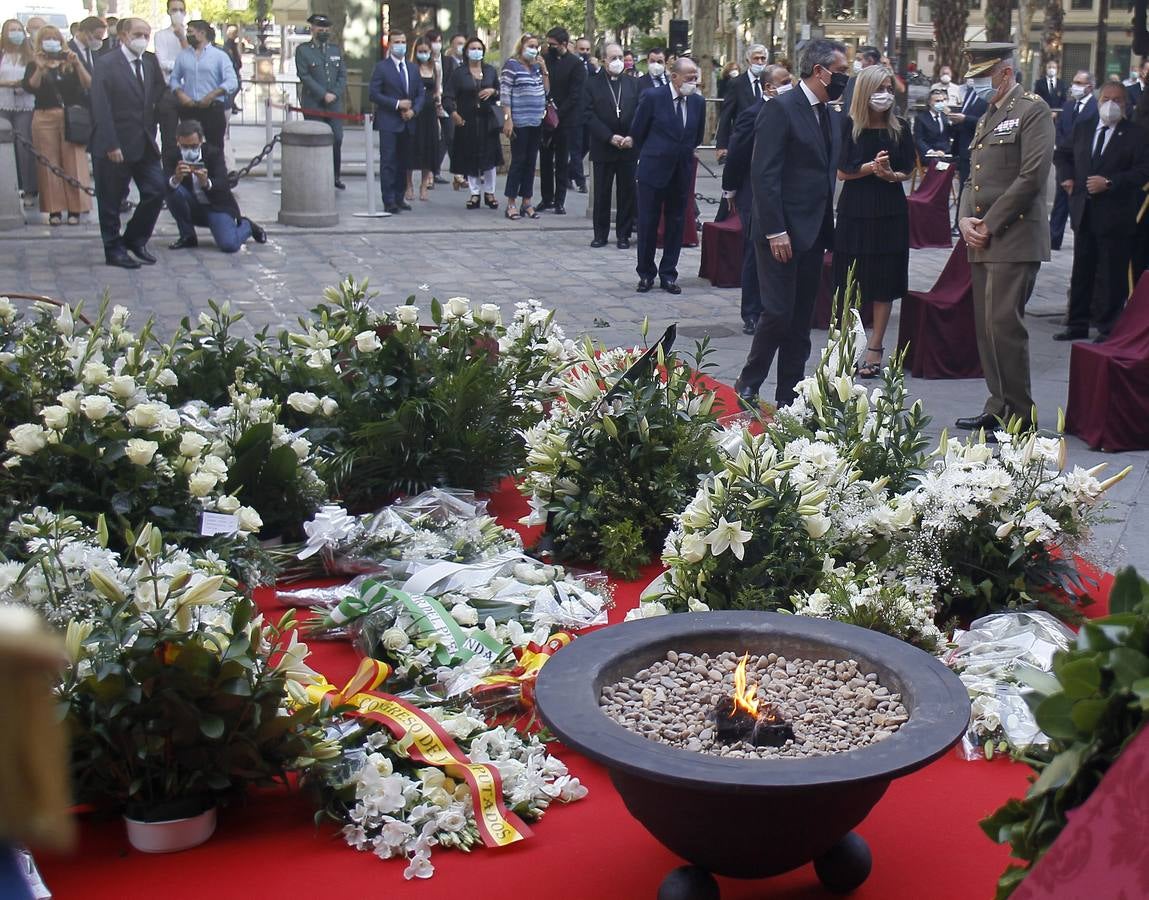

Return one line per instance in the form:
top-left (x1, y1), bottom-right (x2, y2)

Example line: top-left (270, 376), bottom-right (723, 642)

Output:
top-left (64, 103), bottom-right (92, 145)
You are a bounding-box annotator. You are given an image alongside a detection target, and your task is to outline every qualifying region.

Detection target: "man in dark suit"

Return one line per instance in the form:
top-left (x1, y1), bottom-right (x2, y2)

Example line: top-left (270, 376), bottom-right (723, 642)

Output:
top-left (569, 35), bottom-right (596, 192)
top-left (89, 18), bottom-right (167, 269)
top-left (69, 16), bottom-right (108, 77)
top-left (369, 29), bottom-right (425, 214)
top-left (1128, 61), bottom-right (1149, 115)
top-left (735, 38), bottom-right (849, 407)
top-left (914, 88), bottom-right (955, 162)
top-left (949, 77), bottom-right (988, 233)
top-left (635, 47), bottom-right (668, 96)
top-left (1053, 82), bottom-right (1149, 342)
top-left (1050, 70), bottom-right (1097, 250)
top-left (715, 43), bottom-right (768, 162)
top-left (584, 43), bottom-right (639, 249)
top-left (164, 119), bottom-right (265, 252)
top-left (1034, 60), bottom-right (1067, 110)
top-left (631, 57), bottom-right (706, 294)
top-left (840, 46), bottom-right (880, 116)
top-left (537, 27), bottom-right (586, 214)
top-left (723, 64), bottom-right (790, 333)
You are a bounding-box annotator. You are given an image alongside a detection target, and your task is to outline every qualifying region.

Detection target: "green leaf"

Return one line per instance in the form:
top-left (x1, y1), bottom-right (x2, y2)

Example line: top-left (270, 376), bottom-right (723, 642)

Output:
top-left (1033, 693), bottom-right (1077, 740)
top-left (1108, 647), bottom-right (1149, 690)
top-left (1108, 567), bottom-right (1149, 615)
top-left (1069, 698), bottom-right (1108, 733)
top-left (1027, 745), bottom-right (1084, 798)
top-left (1056, 657), bottom-right (1101, 700)
top-left (1131, 677), bottom-right (1149, 709)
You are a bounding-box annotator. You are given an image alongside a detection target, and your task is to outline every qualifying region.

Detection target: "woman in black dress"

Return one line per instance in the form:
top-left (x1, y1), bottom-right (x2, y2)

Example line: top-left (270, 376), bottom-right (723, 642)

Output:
top-left (406, 37), bottom-right (440, 202)
top-left (834, 65), bottom-right (915, 377)
top-left (442, 37), bottom-right (502, 210)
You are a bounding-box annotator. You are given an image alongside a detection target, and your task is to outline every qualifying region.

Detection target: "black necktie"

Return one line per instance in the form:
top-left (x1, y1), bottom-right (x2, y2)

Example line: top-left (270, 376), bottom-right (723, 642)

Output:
top-left (399, 60), bottom-right (408, 95)
top-left (133, 58), bottom-right (144, 90)
top-left (753, 80), bottom-right (761, 100)
top-left (816, 102), bottom-right (831, 153)
top-left (676, 95), bottom-right (685, 127)
top-left (1092, 126), bottom-right (1109, 168)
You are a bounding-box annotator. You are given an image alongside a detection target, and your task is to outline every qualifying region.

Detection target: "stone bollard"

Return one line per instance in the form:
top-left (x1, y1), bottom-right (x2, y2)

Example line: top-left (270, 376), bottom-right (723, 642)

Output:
top-left (0, 119), bottom-right (24, 231)
top-left (277, 120), bottom-right (338, 227)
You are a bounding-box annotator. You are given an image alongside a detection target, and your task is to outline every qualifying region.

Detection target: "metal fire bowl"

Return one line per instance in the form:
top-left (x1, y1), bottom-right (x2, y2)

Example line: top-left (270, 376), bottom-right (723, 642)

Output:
top-left (535, 611), bottom-right (970, 881)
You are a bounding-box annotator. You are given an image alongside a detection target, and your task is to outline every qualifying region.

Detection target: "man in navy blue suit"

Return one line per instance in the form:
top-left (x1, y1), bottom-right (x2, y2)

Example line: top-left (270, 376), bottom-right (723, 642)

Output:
top-left (735, 38), bottom-right (849, 407)
top-left (369, 29), bottom-right (425, 215)
top-left (630, 57), bottom-right (706, 294)
top-left (1049, 69), bottom-right (1097, 250)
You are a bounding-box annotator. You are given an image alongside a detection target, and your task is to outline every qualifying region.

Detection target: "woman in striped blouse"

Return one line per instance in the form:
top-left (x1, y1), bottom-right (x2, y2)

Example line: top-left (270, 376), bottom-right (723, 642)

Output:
top-left (500, 33), bottom-right (549, 219)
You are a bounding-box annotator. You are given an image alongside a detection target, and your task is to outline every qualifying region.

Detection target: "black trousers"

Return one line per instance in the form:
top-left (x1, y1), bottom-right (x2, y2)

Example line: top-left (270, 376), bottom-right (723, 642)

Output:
top-left (1049, 184), bottom-right (1070, 249)
top-left (178, 103), bottom-right (227, 148)
top-left (439, 112), bottom-right (454, 172)
top-left (157, 90), bottom-right (181, 157)
top-left (736, 194), bottom-right (760, 323)
top-left (739, 219), bottom-right (831, 404)
top-left (569, 126), bottom-right (588, 186)
top-left (1068, 211), bottom-right (1134, 336)
top-left (93, 150), bottom-right (165, 253)
top-left (379, 129), bottom-right (411, 206)
top-left (539, 125), bottom-right (570, 207)
top-left (592, 159), bottom-right (635, 242)
top-left (303, 113), bottom-right (343, 180)
top-left (635, 175), bottom-right (688, 282)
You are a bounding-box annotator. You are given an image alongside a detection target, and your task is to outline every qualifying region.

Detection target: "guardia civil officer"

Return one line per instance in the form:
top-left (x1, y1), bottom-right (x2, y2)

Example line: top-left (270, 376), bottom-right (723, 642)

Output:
top-left (294, 13), bottom-right (347, 188)
top-left (956, 44), bottom-right (1054, 434)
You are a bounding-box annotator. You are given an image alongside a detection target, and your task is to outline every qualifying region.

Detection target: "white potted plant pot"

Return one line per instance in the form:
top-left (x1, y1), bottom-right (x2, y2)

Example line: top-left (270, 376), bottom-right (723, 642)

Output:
top-left (123, 800), bottom-right (217, 853)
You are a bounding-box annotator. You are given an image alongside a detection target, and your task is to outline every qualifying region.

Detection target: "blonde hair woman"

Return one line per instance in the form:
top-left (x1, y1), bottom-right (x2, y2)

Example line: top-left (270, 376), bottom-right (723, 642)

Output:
top-left (833, 65), bottom-right (915, 377)
top-left (21, 24), bottom-right (92, 225)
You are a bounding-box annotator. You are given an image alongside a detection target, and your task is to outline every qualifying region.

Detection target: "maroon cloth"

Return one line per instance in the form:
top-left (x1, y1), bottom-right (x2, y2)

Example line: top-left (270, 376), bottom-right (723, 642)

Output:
top-left (897, 238), bottom-right (982, 379)
top-left (908, 162), bottom-right (956, 250)
top-left (1013, 726), bottom-right (1149, 900)
top-left (813, 251), bottom-right (875, 330)
top-left (657, 157), bottom-right (699, 249)
top-left (698, 208), bottom-right (744, 287)
top-left (1066, 272), bottom-right (1149, 451)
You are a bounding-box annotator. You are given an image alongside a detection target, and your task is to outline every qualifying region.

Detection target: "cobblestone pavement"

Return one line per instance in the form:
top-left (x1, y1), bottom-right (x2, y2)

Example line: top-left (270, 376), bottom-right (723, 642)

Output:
top-left (1, 125), bottom-right (1144, 573)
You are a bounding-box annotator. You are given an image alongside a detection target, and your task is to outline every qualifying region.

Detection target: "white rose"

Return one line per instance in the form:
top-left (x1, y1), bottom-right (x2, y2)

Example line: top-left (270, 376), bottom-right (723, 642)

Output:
top-left (355, 330), bottom-right (382, 352)
top-left (803, 513), bottom-right (832, 539)
top-left (81, 360), bottom-right (110, 385)
top-left (320, 397), bottom-right (339, 417)
top-left (106, 375), bottom-right (137, 400)
top-left (156, 408), bottom-right (181, 434)
top-left (41, 405), bottom-right (71, 431)
top-left (444, 297), bottom-right (470, 319)
top-left (476, 303), bottom-right (502, 325)
top-left (0, 297), bottom-right (15, 323)
top-left (545, 336), bottom-right (565, 359)
top-left (57, 390), bottom-right (81, 414)
top-left (198, 454), bottom-right (228, 478)
top-left (216, 494), bottom-right (241, 513)
top-left (79, 395), bottom-right (113, 421)
top-left (290, 437), bottom-right (311, 460)
top-left (126, 402), bottom-right (162, 429)
top-left (125, 438), bottom-right (159, 466)
top-left (287, 392), bottom-right (320, 414)
top-left (179, 432), bottom-right (210, 457)
top-left (450, 604), bottom-right (479, 627)
top-left (236, 506), bottom-right (263, 533)
top-left (155, 368), bottom-right (179, 388)
top-left (395, 305), bottom-right (419, 325)
top-left (381, 627), bottom-right (411, 652)
top-left (678, 532), bottom-right (708, 564)
top-left (188, 471), bottom-right (218, 497)
top-left (6, 423), bottom-right (48, 456)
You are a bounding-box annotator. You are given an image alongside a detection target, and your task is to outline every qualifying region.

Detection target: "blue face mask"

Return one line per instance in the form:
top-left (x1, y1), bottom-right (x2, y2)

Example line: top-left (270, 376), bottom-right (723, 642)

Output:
top-left (523, 46), bottom-right (538, 60)
top-left (415, 51), bottom-right (431, 62)
top-left (8, 30), bottom-right (26, 45)
top-left (180, 145), bottom-right (202, 163)
top-left (390, 43), bottom-right (406, 59)
top-left (467, 48), bottom-right (483, 61)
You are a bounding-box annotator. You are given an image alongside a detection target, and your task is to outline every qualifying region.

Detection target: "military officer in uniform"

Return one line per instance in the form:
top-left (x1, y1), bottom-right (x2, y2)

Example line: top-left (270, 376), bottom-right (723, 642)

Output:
top-left (956, 44), bottom-right (1054, 434)
top-left (294, 13), bottom-right (348, 188)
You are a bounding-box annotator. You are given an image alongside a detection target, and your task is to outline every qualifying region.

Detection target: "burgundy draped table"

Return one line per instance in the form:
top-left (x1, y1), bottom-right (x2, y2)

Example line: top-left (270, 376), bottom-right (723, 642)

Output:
top-left (897, 238), bottom-right (983, 380)
top-left (1066, 272), bottom-right (1149, 451)
top-left (908, 162), bottom-right (956, 250)
top-left (699, 209), bottom-right (744, 288)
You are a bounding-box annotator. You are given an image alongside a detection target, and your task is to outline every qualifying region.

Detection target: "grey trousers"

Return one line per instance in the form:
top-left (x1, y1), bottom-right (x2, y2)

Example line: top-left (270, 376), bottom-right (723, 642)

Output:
top-left (970, 260), bottom-right (1040, 425)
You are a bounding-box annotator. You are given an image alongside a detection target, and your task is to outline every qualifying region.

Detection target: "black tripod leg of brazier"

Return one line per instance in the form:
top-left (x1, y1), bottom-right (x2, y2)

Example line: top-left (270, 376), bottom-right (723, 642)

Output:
top-left (657, 865), bottom-right (721, 900)
top-left (813, 831), bottom-right (873, 894)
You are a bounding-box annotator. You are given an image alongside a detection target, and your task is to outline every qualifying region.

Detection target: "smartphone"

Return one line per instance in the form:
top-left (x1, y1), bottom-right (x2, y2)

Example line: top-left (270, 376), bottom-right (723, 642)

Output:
top-left (187, 161), bottom-right (206, 169)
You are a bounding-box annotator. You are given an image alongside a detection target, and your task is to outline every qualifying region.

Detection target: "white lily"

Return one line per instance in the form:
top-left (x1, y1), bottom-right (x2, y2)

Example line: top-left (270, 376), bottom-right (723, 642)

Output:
top-left (704, 517), bottom-right (752, 560)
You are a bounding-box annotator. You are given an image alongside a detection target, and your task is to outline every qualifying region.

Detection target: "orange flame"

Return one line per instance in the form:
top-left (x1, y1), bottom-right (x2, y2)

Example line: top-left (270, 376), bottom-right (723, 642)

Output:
top-left (731, 654), bottom-right (759, 717)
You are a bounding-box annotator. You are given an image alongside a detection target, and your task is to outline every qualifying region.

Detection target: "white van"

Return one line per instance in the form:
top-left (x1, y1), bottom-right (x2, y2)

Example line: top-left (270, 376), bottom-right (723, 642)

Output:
top-left (0, 0), bottom-right (88, 32)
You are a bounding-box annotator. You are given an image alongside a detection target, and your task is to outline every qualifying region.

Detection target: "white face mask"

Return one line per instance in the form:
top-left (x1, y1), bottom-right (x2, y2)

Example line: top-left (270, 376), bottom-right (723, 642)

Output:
top-left (852, 59), bottom-right (863, 73)
top-left (40, 38), bottom-right (62, 53)
top-left (1069, 83), bottom-right (1087, 100)
top-left (87, 36), bottom-right (104, 51)
top-left (969, 76), bottom-right (993, 98)
top-left (129, 37), bottom-right (148, 56)
top-left (1098, 99), bottom-right (1123, 127)
top-left (607, 58), bottom-right (624, 76)
top-left (431, 42), bottom-right (442, 53)
top-left (170, 11), bottom-right (185, 26)
top-left (647, 62), bottom-right (664, 78)
top-left (179, 145), bottom-right (202, 163)
top-left (774, 82), bottom-right (793, 95)
top-left (869, 91), bottom-right (894, 111)
top-left (679, 80), bottom-right (698, 95)
top-left (728, 68), bottom-right (739, 78)
top-left (749, 62), bottom-right (766, 77)
top-left (940, 73), bottom-right (951, 84)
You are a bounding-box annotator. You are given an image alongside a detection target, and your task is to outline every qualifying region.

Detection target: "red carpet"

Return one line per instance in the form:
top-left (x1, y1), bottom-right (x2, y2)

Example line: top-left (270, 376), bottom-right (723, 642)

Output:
top-left (36, 382), bottom-right (1113, 899)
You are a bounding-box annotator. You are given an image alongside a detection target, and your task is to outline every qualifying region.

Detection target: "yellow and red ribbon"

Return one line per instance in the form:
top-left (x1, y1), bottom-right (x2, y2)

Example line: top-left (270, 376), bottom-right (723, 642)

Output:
top-left (472, 632), bottom-right (573, 711)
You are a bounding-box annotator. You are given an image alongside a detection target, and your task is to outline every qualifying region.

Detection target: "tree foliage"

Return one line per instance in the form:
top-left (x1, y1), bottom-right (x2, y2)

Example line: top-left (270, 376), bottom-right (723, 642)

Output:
top-left (1041, 0), bottom-right (1065, 65)
top-left (932, 0), bottom-right (970, 76)
top-left (984, 0), bottom-right (1012, 42)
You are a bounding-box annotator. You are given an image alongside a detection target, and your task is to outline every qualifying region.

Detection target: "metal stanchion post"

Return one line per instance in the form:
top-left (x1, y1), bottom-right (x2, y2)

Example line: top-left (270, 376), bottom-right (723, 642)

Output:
top-left (354, 112), bottom-right (388, 218)
top-left (264, 89), bottom-right (274, 182)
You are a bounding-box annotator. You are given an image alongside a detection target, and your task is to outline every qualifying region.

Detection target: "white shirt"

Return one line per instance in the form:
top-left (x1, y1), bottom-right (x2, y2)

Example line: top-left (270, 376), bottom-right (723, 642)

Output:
top-left (0, 52), bottom-right (34, 111)
top-left (153, 25), bottom-right (185, 76)
top-left (931, 80), bottom-right (961, 105)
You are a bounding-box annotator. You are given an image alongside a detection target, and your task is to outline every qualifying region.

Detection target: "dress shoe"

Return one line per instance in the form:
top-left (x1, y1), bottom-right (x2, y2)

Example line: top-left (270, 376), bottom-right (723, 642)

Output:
top-left (636, 277), bottom-right (654, 293)
top-left (733, 378), bottom-right (759, 407)
top-left (334, 180), bottom-right (346, 190)
top-left (537, 201), bottom-right (554, 211)
top-left (577, 183), bottom-right (587, 194)
top-left (553, 206), bottom-right (566, 215)
top-left (954, 413), bottom-right (1000, 431)
top-left (246, 218), bottom-right (267, 244)
top-left (384, 204), bottom-right (401, 214)
top-left (1092, 333), bottom-right (1109, 344)
top-left (105, 252), bottom-right (141, 269)
top-left (590, 238), bottom-right (608, 248)
top-left (126, 244), bottom-right (156, 265)
top-left (398, 200), bottom-right (413, 211)
top-left (742, 318), bottom-right (757, 335)
top-left (616, 239), bottom-right (630, 249)
top-left (168, 236), bottom-right (199, 250)
top-left (1053, 329), bottom-right (1087, 341)
top-left (659, 279), bottom-right (682, 295)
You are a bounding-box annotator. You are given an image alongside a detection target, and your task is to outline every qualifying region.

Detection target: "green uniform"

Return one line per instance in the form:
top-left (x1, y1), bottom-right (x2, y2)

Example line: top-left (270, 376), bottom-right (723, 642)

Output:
top-left (959, 82), bottom-right (1055, 425)
top-left (295, 38), bottom-right (348, 180)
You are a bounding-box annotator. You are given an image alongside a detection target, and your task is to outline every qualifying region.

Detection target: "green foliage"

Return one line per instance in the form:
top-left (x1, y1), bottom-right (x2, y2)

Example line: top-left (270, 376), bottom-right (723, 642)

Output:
top-left (981, 567), bottom-right (1149, 898)
top-left (167, 300), bottom-right (271, 408)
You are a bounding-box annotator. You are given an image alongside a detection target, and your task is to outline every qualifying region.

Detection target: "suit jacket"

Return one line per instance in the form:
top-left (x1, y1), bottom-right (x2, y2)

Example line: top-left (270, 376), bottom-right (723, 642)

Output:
top-left (751, 84), bottom-right (843, 252)
top-left (715, 71), bottom-right (760, 150)
top-left (1034, 76), bottom-right (1067, 109)
top-left (89, 50), bottom-right (165, 162)
top-left (1055, 95), bottom-right (1098, 149)
top-left (369, 56), bottom-right (426, 133)
top-left (631, 85), bottom-right (705, 190)
top-left (635, 72), bottom-right (669, 96)
top-left (162, 141), bottom-right (241, 220)
top-left (721, 97), bottom-right (765, 198)
top-left (952, 89), bottom-right (988, 163)
top-left (913, 107), bottom-right (955, 160)
top-left (546, 49), bottom-right (586, 128)
top-left (69, 38), bottom-right (107, 78)
top-left (583, 71), bottom-right (639, 163)
top-left (1054, 118), bottom-right (1149, 235)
